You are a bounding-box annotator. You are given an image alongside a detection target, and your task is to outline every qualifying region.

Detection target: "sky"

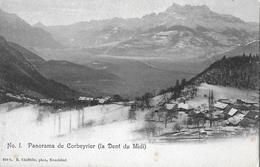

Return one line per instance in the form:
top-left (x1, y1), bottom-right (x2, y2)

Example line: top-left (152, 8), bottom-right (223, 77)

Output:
top-left (0, 0), bottom-right (259, 26)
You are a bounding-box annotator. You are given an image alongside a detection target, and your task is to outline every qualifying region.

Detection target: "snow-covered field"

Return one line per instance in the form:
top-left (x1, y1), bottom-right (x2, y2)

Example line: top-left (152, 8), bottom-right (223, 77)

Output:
top-left (0, 95), bottom-right (258, 167)
top-left (187, 83), bottom-right (259, 108)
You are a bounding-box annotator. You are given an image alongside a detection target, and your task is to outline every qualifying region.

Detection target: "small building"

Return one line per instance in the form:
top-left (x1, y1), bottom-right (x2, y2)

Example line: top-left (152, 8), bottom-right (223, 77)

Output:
top-left (227, 116), bottom-right (244, 126)
top-left (165, 103), bottom-right (177, 111)
top-left (237, 99), bottom-right (258, 105)
top-left (218, 99), bottom-right (233, 104)
top-left (228, 108), bottom-right (238, 117)
top-left (6, 93), bottom-right (22, 100)
top-left (178, 103), bottom-right (194, 113)
top-left (178, 103), bottom-right (193, 110)
top-left (226, 113), bottom-right (245, 126)
top-left (40, 98), bottom-right (53, 104)
top-left (212, 110), bottom-right (224, 118)
top-left (240, 110), bottom-right (250, 115)
top-left (223, 105), bottom-right (232, 115)
top-left (97, 98), bottom-right (106, 104)
top-left (245, 111), bottom-right (259, 120)
top-left (214, 102), bottom-right (228, 110)
top-left (169, 99), bottom-right (177, 104)
top-left (79, 97), bottom-right (94, 101)
top-left (104, 96), bottom-right (111, 101)
top-left (240, 117), bottom-right (259, 127)
top-left (176, 97), bottom-right (186, 103)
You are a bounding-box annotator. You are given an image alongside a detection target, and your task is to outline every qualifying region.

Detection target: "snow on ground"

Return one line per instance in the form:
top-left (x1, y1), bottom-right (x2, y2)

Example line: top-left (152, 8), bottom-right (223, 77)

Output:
top-left (151, 92), bottom-right (173, 106)
top-left (0, 104), bottom-right (142, 142)
top-left (187, 83), bottom-right (259, 108)
top-left (0, 102), bottom-right (258, 167)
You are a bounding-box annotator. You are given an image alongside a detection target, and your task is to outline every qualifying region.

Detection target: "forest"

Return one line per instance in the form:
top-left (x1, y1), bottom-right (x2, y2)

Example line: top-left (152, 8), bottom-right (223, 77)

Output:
top-left (190, 54), bottom-right (259, 90)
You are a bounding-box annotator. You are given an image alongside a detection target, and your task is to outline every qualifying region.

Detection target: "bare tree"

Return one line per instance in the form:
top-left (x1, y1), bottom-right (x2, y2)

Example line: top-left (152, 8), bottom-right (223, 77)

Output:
top-left (173, 123), bottom-right (181, 132)
top-left (128, 107), bottom-right (136, 121)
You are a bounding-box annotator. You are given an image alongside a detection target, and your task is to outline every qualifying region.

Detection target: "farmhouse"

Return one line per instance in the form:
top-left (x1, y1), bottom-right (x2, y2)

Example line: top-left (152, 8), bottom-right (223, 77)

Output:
top-left (237, 99), bottom-right (258, 105)
top-left (178, 102), bottom-right (194, 112)
top-left (214, 102), bottom-right (228, 110)
top-left (227, 108), bottom-right (238, 117)
top-left (218, 99), bottom-right (233, 104)
top-left (79, 97), bottom-right (94, 101)
top-left (165, 103), bottom-right (177, 111)
top-left (245, 111), bottom-right (259, 120)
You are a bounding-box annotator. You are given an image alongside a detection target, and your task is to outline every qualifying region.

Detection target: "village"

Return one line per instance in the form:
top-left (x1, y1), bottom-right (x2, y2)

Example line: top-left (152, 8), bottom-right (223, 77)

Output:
top-left (67, 82), bottom-right (259, 142)
top-left (1, 82), bottom-right (259, 142)
top-left (132, 84), bottom-right (259, 142)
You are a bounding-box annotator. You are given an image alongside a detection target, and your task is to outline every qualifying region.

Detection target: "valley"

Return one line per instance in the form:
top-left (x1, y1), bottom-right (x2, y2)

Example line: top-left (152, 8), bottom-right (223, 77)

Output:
top-left (33, 48), bottom-right (197, 98)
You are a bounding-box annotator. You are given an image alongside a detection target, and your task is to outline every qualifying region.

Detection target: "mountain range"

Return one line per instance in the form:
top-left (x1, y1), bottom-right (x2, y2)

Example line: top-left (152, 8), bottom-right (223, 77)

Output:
top-left (45, 3), bottom-right (258, 62)
top-left (0, 3), bottom-right (258, 59)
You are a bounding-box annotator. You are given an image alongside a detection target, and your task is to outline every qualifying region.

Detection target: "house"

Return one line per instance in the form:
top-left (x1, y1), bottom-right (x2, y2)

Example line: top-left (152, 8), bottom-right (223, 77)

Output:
top-left (226, 113), bottom-right (245, 126)
top-left (6, 93), bottom-right (22, 100)
top-left (79, 97), bottom-right (94, 101)
top-left (234, 100), bottom-right (258, 110)
top-left (237, 99), bottom-right (258, 105)
top-left (177, 103), bottom-right (195, 115)
top-left (169, 99), bottom-right (177, 104)
top-left (223, 105), bottom-right (232, 115)
top-left (165, 103), bottom-right (177, 111)
top-left (97, 98), bottom-right (106, 104)
top-left (214, 102), bottom-right (228, 110)
top-left (40, 98), bottom-right (53, 104)
top-left (104, 96), bottom-right (111, 101)
top-left (93, 96), bottom-right (112, 104)
top-left (176, 97), bottom-right (186, 103)
top-left (240, 117), bottom-right (259, 127)
top-left (228, 108), bottom-right (238, 117)
top-left (213, 110), bottom-right (224, 118)
top-left (240, 110), bottom-right (250, 115)
top-left (245, 111), bottom-right (259, 120)
top-left (234, 113), bottom-right (245, 119)
top-left (178, 103), bottom-right (194, 113)
top-left (227, 115), bottom-right (244, 126)
top-left (218, 99), bottom-right (233, 104)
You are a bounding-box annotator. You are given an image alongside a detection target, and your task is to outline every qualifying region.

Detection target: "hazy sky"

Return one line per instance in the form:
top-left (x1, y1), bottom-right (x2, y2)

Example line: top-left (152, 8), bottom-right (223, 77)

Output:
top-left (0, 0), bottom-right (259, 25)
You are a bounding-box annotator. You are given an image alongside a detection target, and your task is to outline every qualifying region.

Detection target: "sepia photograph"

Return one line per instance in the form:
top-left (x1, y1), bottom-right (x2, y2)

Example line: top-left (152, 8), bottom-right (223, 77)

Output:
top-left (0, 0), bottom-right (259, 166)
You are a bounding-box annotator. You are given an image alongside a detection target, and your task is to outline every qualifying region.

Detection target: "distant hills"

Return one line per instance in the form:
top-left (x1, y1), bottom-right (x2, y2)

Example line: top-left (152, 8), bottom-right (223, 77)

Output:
top-left (0, 9), bottom-right (61, 48)
top-left (203, 40), bottom-right (259, 65)
top-left (215, 40), bottom-right (259, 58)
top-left (7, 41), bottom-right (122, 97)
top-left (0, 36), bottom-right (77, 101)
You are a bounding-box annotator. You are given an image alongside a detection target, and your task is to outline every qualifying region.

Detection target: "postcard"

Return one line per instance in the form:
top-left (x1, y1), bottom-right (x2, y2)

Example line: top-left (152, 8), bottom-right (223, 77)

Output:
top-left (0, 0), bottom-right (259, 166)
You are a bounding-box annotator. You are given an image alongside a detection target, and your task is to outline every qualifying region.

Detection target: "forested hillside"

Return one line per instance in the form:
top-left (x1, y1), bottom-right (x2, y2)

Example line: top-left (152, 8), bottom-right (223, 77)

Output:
top-left (190, 55), bottom-right (259, 90)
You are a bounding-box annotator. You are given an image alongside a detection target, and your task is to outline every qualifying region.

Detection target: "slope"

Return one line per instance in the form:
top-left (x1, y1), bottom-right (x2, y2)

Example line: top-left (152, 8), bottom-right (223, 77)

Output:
top-left (0, 9), bottom-right (61, 48)
top-left (8, 42), bottom-right (122, 97)
top-left (0, 36), bottom-right (78, 100)
top-left (189, 55), bottom-right (259, 90)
